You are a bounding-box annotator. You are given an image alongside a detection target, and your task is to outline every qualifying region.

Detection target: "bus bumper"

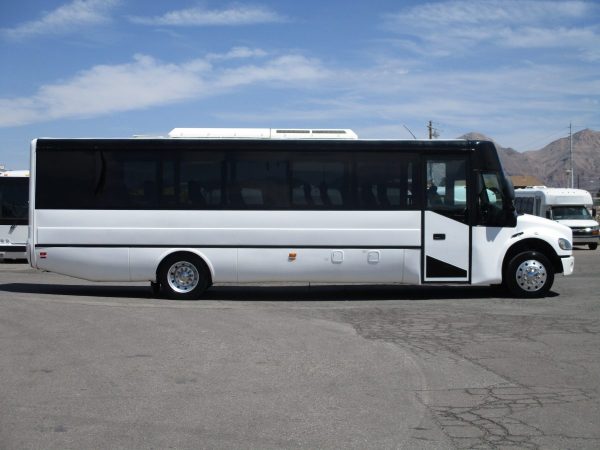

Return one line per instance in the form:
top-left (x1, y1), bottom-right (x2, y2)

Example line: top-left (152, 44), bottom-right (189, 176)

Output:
top-left (0, 245), bottom-right (27, 261)
top-left (561, 256), bottom-right (575, 276)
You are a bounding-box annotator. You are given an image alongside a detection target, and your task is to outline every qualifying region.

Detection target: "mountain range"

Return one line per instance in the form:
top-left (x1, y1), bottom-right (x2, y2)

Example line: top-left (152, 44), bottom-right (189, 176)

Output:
top-left (460, 129), bottom-right (600, 194)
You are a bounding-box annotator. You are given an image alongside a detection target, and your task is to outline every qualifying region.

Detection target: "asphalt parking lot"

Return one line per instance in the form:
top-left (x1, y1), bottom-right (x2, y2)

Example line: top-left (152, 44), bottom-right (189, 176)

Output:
top-left (0, 248), bottom-right (599, 449)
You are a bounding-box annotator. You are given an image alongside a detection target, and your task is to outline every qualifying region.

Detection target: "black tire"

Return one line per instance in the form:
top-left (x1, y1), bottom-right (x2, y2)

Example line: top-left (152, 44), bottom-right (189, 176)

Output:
top-left (504, 251), bottom-right (554, 298)
top-left (589, 243), bottom-right (598, 250)
top-left (157, 253), bottom-right (210, 300)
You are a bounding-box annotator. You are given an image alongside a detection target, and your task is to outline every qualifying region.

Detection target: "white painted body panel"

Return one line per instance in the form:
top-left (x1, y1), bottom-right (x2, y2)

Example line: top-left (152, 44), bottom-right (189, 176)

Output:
top-left (423, 211), bottom-right (470, 282)
top-left (471, 214), bottom-right (573, 285)
top-left (237, 248), bottom-right (406, 283)
top-left (33, 210), bottom-right (422, 283)
top-left (31, 210), bottom-right (574, 285)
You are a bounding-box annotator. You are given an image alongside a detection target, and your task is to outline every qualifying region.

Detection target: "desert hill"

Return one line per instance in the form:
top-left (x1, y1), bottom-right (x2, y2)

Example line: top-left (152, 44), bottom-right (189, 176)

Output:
top-left (460, 129), bottom-right (600, 193)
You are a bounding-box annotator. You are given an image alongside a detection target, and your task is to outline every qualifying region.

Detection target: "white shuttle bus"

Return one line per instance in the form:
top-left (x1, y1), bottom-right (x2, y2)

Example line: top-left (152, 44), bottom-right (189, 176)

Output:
top-left (0, 170), bottom-right (29, 260)
top-left (514, 187), bottom-right (599, 250)
top-left (28, 128), bottom-right (574, 299)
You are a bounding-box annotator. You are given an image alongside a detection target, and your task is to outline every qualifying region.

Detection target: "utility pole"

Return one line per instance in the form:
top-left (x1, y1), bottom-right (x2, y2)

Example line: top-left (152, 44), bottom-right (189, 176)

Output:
top-left (569, 122), bottom-right (574, 189)
top-left (427, 121), bottom-right (439, 139)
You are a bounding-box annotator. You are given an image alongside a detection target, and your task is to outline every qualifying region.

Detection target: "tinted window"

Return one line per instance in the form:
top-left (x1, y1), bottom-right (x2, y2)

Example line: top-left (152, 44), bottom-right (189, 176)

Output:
top-left (291, 156), bottom-right (348, 208)
top-left (36, 150), bottom-right (96, 209)
top-left (356, 156), bottom-right (415, 209)
top-left (179, 152), bottom-right (224, 208)
top-left (35, 141), bottom-right (422, 211)
top-left (514, 197), bottom-right (534, 214)
top-left (0, 178), bottom-right (28, 224)
top-left (232, 153), bottom-right (290, 208)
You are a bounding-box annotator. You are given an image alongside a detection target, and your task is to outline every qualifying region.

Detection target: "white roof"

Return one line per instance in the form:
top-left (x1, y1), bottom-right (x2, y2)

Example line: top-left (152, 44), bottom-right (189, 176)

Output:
top-left (168, 128), bottom-right (358, 140)
top-left (515, 187), bottom-right (593, 205)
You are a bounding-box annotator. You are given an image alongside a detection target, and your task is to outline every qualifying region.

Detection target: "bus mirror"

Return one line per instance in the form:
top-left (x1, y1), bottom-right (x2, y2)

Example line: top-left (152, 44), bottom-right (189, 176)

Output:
top-left (593, 208), bottom-right (597, 217)
top-left (503, 175), bottom-right (515, 200)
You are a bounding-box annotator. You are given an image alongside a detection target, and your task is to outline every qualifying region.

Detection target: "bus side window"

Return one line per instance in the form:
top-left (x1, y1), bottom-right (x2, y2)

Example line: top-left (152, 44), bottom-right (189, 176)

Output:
top-left (231, 155), bottom-right (289, 209)
top-left (356, 154), bottom-right (413, 210)
top-left (291, 159), bottom-right (346, 209)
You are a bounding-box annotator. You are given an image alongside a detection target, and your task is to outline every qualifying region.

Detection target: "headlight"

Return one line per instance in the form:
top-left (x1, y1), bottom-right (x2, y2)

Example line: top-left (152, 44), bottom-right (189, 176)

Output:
top-left (559, 238), bottom-right (572, 250)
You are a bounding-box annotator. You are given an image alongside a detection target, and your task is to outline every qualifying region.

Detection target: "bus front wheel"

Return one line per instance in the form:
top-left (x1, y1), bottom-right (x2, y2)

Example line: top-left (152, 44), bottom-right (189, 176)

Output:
top-left (589, 243), bottom-right (598, 250)
top-left (157, 253), bottom-right (210, 300)
top-left (505, 251), bottom-right (554, 298)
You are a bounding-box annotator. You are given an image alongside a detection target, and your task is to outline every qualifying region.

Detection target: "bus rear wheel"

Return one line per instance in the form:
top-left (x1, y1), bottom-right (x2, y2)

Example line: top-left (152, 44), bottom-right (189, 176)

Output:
top-left (158, 253), bottom-right (210, 300)
top-left (505, 251), bottom-right (554, 298)
top-left (589, 243), bottom-right (598, 250)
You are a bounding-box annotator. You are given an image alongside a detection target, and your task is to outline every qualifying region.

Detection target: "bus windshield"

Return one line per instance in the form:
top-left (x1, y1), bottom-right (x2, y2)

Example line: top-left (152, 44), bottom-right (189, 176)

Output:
top-left (551, 205), bottom-right (593, 220)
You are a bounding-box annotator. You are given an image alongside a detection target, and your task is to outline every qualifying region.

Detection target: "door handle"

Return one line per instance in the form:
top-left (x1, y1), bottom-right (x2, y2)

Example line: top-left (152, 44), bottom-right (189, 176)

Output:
top-left (433, 233), bottom-right (446, 240)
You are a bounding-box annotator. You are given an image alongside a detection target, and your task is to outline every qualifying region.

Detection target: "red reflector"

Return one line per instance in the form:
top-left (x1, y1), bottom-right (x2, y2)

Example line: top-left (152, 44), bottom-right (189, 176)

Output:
top-left (40, 252), bottom-right (47, 259)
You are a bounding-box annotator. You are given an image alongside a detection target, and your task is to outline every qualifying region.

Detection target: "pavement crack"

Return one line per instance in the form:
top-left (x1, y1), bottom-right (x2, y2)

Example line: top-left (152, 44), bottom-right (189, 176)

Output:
top-left (417, 385), bottom-right (596, 449)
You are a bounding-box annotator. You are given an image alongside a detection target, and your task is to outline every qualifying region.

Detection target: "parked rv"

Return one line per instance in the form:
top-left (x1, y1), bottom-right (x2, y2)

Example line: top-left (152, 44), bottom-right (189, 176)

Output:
top-left (514, 187), bottom-right (599, 250)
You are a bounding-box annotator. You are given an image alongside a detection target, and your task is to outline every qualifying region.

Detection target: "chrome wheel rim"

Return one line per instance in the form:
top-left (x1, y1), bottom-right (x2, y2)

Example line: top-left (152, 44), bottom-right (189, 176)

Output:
top-left (167, 261), bottom-right (200, 293)
top-left (515, 259), bottom-right (547, 292)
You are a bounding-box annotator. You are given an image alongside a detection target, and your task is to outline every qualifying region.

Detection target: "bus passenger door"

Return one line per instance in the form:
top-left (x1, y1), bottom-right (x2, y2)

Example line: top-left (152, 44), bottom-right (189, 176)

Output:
top-left (423, 156), bottom-right (470, 282)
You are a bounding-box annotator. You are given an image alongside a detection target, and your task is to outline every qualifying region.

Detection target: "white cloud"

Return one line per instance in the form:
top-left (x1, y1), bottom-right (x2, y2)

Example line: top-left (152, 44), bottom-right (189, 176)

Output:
top-left (0, 52), bottom-right (327, 127)
top-left (384, 0), bottom-right (600, 59)
top-left (386, 0), bottom-right (591, 27)
top-left (499, 26), bottom-right (597, 48)
top-left (129, 5), bottom-right (285, 26)
top-left (211, 58), bottom-right (600, 148)
top-left (206, 47), bottom-right (269, 61)
top-left (215, 55), bottom-right (329, 88)
top-left (1, 0), bottom-right (119, 40)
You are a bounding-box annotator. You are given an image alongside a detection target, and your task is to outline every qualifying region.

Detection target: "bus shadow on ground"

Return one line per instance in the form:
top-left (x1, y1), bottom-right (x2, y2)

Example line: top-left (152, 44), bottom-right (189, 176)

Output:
top-left (0, 282), bottom-right (558, 301)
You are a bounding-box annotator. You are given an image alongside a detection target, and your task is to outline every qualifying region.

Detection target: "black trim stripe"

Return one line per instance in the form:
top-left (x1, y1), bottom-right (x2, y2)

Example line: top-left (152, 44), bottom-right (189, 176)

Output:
top-left (0, 245), bottom-right (26, 252)
top-left (0, 220), bottom-right (28, 226)
top-left (35, 244), bottom-right (422, 250)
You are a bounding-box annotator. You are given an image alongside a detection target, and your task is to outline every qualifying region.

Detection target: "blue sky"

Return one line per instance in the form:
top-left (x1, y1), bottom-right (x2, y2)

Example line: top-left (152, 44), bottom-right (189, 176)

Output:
top-left (1, 0), bottom-right (599, 169)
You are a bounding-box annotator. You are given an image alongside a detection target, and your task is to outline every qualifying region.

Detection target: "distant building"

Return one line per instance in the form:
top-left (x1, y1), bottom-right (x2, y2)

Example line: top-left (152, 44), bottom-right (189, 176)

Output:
top-left (510, 175), bottom-right (545, 189)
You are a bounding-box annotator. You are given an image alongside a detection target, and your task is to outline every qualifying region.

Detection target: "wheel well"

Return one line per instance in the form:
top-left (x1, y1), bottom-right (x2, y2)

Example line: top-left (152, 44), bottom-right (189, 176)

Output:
top-left (502, 238), bottom-right (563, 277)
top-left (156, 251), bottom-right (213, 286)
